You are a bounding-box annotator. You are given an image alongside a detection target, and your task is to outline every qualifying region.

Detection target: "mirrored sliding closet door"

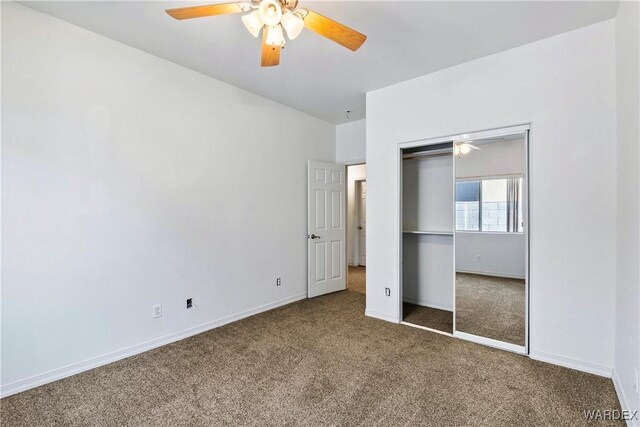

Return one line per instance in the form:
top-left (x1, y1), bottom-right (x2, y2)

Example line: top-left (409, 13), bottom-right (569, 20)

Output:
top-left (454, 131), bottom-right (528, 352)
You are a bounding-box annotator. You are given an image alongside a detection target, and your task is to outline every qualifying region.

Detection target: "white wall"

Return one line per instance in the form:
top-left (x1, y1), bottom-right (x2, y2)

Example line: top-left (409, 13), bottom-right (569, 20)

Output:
top-left (456, 137), bottom-right (525, 179)
top-left (403, 235), bottom-right (454, 311)
top-left (403, 156), bottom-right (454, 232)
top-left (341, 119), bottom-right (367, 267)
top-left (1, 2), bottom-right (335, 395)
top-left (347, 164), bottom-right (366, 266)
top-left (336, 119), bottom-right (366, 164)
top-left (614, 0), bottom-right (640, 420)
top-left (366, 20), bottom-right (617, 374)
top-left (455, 232), bottom-right (525, 278)
top-left (402, 155), bottom-right (454, 311)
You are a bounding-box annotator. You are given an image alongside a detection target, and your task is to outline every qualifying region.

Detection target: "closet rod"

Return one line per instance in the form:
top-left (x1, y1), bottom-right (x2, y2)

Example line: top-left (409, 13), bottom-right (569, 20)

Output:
top-left (403, 151), bottom-right (452, 160)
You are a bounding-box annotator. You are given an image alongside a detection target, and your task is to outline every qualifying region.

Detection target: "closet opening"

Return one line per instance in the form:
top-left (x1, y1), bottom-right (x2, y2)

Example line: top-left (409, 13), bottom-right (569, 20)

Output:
top-left (400, 143), bottom-right (455, 335)
top-left (346, 164), bottom-right (366, 295)
top-left (398, 125), bottom-right (530, 354)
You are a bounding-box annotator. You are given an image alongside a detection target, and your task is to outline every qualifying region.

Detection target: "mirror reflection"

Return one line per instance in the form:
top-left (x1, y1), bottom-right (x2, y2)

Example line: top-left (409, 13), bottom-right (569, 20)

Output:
top-left (454, 134), bottom-right (527, 346)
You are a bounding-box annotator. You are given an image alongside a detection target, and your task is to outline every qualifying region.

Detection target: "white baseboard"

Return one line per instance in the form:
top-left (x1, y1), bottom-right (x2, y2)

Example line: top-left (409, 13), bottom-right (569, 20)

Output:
top-left (456, 269), bottom-right (525, 280)
top-left (529, 350), bottom-right (612, 378)
top-left (402, 297), bottom-right (452, 312)
top-left (365, 308), bottom-right (399, 324)
top-left (0, 292), bottom-right (308, 398)
top-left (613, 368), bottom-right (640, 427)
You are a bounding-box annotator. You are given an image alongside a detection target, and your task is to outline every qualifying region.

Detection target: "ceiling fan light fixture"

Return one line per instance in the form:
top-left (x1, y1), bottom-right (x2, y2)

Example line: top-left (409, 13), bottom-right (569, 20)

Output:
top-left (455, 141), bottom-right (481, 156)
top-left (258, 0), bottom-right (282, 27)
top-left (265, 24), bottom-right (286, 47)
top-left (238, 2), bottom-right (254, 12)
top-left (241, 10), bottom-right (263, 37)
top-left (281, 11), bottom-right (304, 40)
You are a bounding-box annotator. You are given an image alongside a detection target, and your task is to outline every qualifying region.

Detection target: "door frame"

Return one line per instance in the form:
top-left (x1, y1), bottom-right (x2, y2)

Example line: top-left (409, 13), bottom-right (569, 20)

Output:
top-left (345, 163), bottom-right (366, 290)
top-left (355, 178), bottom-right (367, 267)
top-left (396, 123), bottom-right (531, 355)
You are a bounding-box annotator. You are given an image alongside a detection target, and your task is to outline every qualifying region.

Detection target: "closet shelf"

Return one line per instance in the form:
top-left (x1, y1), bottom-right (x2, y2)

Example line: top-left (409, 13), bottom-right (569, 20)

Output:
top-left (402, 230), bottom-right (454, 236)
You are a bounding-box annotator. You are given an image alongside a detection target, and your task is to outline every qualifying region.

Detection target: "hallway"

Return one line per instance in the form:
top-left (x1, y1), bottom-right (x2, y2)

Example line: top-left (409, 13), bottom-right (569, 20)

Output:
top-left (348, 266), bottom-right (366, 294)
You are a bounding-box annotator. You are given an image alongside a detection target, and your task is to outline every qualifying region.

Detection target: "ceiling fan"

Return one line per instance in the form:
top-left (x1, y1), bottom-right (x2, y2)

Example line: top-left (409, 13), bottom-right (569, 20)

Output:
top-left (165, 0), bottom-right (367, 67)
top-left (454, 141), bottom-right (481, 157)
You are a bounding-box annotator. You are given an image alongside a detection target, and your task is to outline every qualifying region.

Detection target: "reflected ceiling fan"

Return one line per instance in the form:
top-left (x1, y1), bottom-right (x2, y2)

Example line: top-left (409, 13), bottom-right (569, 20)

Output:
top-left (166, 0), bottom-right (367, 67)
top-left (454, 141), bottom-right (481, 157)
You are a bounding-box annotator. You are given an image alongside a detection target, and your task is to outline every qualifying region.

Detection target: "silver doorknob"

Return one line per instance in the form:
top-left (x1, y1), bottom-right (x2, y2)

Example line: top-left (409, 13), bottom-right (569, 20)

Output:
top-left (308, 234), bottom-right (321, 239)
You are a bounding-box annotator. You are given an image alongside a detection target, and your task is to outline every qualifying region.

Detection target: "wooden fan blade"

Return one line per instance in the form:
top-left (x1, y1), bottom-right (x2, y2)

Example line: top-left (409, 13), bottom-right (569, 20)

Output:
top-left (261, 29), bottom-right (281, 67)
top-left (166, 3), bottom-right (243, 20)
top-left (303, 10), bottom-right (366, 51)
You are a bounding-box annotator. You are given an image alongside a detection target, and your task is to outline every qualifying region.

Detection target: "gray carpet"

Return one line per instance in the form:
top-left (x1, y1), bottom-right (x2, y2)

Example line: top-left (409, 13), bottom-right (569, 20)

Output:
top-left (456, 273), bottom-right (526, 345)
top-left (348, 266), bottom-right (366, 294)
top-left (1, 290), bottom-right (622, 426)
top-left (402, 303), bottom-right (453, 334)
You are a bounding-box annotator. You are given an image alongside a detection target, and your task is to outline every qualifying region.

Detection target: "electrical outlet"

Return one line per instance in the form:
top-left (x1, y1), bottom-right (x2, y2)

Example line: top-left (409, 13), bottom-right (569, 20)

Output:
top-left (153, 304), bottom-right (162, 318)
top-left (635, 367), bottom-right (638, 393)
top-left (477, 255), bottom-right (481, 262)
top-left (186, 298), bottom-right (193, 309)
top-left (385, 287), bottom-right (391, 296)
top-left (276, 277), bottom-right (281, 286)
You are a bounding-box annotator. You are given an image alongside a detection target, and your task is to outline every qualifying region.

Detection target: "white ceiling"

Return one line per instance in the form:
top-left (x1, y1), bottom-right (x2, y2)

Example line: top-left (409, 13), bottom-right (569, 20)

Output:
top-left (23, 1), bottom-right (619, 124)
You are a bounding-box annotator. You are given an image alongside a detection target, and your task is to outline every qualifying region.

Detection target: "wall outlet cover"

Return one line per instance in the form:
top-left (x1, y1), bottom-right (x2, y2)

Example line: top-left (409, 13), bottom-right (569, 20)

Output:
top-left (153, 304), bottom-right (162, 318)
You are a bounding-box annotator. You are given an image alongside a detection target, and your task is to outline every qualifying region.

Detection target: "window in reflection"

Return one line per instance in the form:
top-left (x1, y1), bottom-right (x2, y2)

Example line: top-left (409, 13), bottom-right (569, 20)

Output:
top-left (455, 181), bottom-right (480, 231)
top-left (455, 177), bottom-right (523, 233)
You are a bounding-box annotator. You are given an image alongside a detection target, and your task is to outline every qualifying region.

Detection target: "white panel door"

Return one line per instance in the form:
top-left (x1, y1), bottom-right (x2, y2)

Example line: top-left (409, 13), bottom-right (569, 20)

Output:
top-left (308, 160), bottom-right (346, 298)
top-left (358, 181), bottom-right (367, 266)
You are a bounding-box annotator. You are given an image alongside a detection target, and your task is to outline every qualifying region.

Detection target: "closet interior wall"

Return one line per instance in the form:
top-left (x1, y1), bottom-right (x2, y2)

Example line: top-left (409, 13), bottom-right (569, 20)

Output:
top-left (402, 148), bottom-right (455, 314)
